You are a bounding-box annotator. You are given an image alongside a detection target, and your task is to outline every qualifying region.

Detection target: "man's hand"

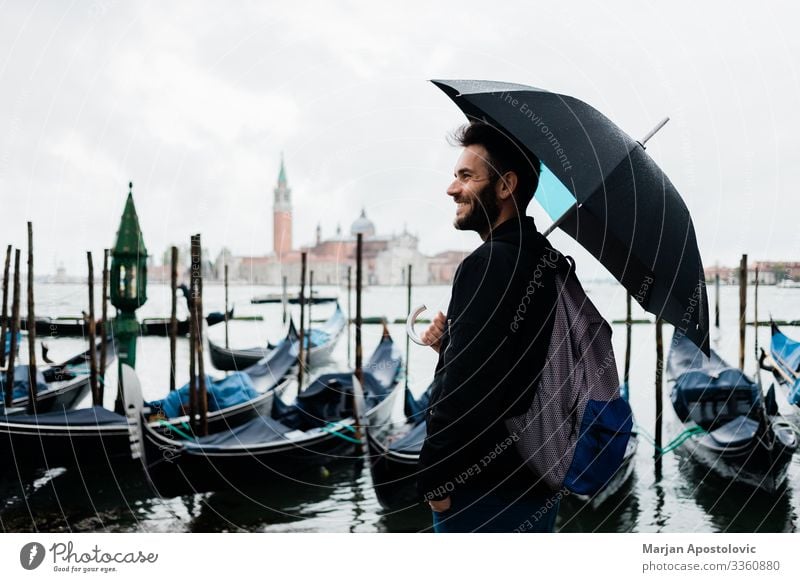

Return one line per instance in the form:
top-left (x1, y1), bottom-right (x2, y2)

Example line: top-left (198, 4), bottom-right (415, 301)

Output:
top-left (420, 311), bottom-right (447, 353)
top-left (429, 496), bottom-right (451, 512)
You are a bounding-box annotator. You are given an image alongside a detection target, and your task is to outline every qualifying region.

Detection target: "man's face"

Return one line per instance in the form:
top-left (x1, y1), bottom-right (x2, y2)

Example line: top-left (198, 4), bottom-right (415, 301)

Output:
top-left (446, 145), bottom-right (500, 234)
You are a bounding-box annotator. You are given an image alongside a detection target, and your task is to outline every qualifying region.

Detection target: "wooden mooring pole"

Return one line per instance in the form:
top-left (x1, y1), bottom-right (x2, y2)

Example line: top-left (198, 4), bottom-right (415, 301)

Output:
top-left (714, 273), bottom-right (720, 329)
top-left (355, 234), bottom-right (363, 384)
top-left (26, 222), bottom-right (37, 415)
top-left (405, 264), bottom-right (412, 400)
top-left (99, 249), bottom-right (109, 402)
top-left (754, 266), bottom-right (759, 360)
top-left (654, 317), bottom-right (663, 457)
top-left (188, 243), bottom-right (197, 432)
top-left (192, 234), bottom-right (208, 436)
top-left (4, 250), bottom-right (21, 408)
top-left (224, 263), bottom-right (230, 349)
top-left (297, 252), bottom-right (307, 392)
top-left (169, 246), bottom-right (178, 392)
top-left (308, 270), bottom-right (314, 367)
top-left (354, 233), bottom-right (364, 441)
top-left (739, 254), bottom-right (747, 371)
top-left (0, 245), bottom-right (11, 369)
top-left (281, 275), bottom-right (288, 325)
top-left (87, 252), bottom-right (99, 405)
top-left (624, 293), bottom-right (632, 388)
top-left (346, 265), bottom-right (352, 368)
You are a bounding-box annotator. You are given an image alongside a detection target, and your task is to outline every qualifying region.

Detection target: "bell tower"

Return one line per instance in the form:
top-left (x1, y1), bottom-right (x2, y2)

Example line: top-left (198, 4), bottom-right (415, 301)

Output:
top-left (273, 153), bottom-right (292, 257)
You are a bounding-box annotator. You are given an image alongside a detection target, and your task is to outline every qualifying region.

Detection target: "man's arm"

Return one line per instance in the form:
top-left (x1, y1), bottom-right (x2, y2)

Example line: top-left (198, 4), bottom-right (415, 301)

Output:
top-left (418, 252), bottom-right (517, 500)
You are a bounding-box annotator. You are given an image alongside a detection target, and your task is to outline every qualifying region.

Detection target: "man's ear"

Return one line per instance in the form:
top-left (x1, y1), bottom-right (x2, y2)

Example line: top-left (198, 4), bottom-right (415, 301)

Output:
top-left (496, 171), bottom-right (518, 201)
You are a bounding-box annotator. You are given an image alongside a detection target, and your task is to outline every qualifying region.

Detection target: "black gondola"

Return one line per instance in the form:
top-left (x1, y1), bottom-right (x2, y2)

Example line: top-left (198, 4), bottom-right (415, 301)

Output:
top-left (140, 317), bottom-right (190, 337)
top-left (6, 316), bottom-right (94, 337)
top-left (138, 309), bottom-right (232, 338)
top-left (147, 326), bottom-right (297, 437)
top-left (1, 340), bottom-right (117, 414)
top-left (207, 340), bottom-right (275, 372)
top-left (205, 308), bottom-right (234, 327)
top-left (250, 292), bottom-right (338, 305)
top-left (765, 322), bottom-right (800, 412)
top-left (0, 406), bottom-right (132, 469)
top-left (125, 330), bottom-right (402, 498)
top-left (667, 330), bottom-right (797, 493)
top-left (208, 303), bottom-right (346, 371)
top-left (0, 331), bottom-right (294, 470)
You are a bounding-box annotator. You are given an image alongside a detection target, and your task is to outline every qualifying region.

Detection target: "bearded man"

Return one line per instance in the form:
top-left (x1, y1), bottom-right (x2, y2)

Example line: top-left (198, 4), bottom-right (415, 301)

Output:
top-left (418, 121), bottom-right (560, 533)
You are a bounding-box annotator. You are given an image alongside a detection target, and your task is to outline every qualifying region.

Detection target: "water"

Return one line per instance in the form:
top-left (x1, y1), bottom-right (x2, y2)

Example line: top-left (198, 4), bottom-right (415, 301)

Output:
top-left (1, 282), bottom-right (799, 532)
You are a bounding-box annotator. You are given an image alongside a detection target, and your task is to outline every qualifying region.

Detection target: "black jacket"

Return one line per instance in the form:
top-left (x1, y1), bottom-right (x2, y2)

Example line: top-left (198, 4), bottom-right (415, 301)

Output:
top-left (417, 215), bottom-right (558, 502)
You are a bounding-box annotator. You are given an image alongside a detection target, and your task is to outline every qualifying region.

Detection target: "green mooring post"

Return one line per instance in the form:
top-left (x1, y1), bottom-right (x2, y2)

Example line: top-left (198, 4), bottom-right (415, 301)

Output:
top-left (110, 182), bottom-right (148, 413)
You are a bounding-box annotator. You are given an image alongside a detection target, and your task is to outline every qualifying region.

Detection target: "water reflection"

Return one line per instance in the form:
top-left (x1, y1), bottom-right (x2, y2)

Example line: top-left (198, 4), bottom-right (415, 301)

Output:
top-left (676, 455), bottom-right (797, 532)
top-left (558, 474), bottom-right (640, 533)
top-left (0, 462), bottom-right (155, 532)
top-left (188, 462), bottom-right (364, 532)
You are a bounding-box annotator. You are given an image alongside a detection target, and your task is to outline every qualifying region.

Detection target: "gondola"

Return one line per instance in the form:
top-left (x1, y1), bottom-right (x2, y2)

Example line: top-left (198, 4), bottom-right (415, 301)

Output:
top-left (250, 292), bottom-right (338, 305)
top-left (205, 308), bottom-right (234, 327)
top-left (207, 322), bottom-right (294, 372)
top-left (667, 330), bottom-right (797, 493)
top-left (366, 377), bottom-right (639, 511)
top-left (139, 309), bottom-right (232, 337)
top-left (125, 328), bottom-right (402, 498)
top-left (0, 340), bottom-right (116, 414)
top-left (0, 332), bottom-right (294, 471)
top-left (140, 317), bottom-right (190, 337)
top-left (0, 406), bottom-right (133, 469)
top-left (764, 322), bottom-right (800, 411)
top-left (207, 303), bottom-right (346, 371)
top-left (147, 326), bottom-right (297, 436)
top-left (6, 316), bottom-right (95, 337)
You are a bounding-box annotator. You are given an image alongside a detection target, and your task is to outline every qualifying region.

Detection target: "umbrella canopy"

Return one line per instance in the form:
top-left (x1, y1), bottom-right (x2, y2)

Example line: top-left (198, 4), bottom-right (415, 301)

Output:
top-left (433, 79), bottom-right (709, 354)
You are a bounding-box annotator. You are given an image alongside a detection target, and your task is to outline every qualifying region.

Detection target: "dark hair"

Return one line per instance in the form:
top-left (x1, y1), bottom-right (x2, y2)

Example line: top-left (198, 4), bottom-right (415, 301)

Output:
top-left (451, 121), bottom-right (541, 207)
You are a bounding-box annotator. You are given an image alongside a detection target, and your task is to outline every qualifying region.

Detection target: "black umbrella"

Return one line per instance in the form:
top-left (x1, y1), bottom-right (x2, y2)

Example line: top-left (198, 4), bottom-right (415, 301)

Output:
top-left (433, 79), bottom-right (710, 354)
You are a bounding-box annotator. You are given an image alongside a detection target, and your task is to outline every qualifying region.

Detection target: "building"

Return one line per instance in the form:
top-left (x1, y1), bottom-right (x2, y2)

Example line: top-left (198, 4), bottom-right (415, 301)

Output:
top-left (704, 261), bottom-right (800, 285)
top-left (273, 154), bottom-right (292, 259)
top-left (216, 157), bottom-right (466, 286)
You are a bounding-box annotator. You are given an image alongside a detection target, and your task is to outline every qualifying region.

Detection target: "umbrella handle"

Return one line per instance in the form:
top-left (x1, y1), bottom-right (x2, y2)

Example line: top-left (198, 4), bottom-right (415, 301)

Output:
top-left (406, 304), bottom-right (428, 346)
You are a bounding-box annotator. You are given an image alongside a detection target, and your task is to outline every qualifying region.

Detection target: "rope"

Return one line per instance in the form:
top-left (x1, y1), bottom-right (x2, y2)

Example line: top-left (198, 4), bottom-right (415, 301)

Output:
top-left (320, 421), bottom-right (361, 444)
top-left (633, 422), bottom-right (707, 456)
top-left (157, 419), bottom-right (196, 441)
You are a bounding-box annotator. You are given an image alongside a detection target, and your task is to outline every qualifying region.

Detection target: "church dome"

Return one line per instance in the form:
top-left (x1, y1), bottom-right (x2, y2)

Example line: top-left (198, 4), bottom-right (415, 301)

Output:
top-left (350, 208), bottom-right (375, 237)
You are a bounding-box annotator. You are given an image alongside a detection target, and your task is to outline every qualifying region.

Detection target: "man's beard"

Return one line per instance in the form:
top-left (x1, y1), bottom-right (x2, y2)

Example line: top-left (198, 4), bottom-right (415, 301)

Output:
top-left (454, 179), bottom-right (500, 235)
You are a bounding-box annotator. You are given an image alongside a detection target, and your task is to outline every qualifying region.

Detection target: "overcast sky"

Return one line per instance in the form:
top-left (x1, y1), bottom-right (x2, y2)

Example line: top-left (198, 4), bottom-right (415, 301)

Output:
top-left (1, 0), bottom-right (798, 279)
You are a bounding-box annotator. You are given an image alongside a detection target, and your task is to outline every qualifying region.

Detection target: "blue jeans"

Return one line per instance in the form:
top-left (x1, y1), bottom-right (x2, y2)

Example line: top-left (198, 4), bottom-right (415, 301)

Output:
top-left (432, 489), bottom-right (559, 533)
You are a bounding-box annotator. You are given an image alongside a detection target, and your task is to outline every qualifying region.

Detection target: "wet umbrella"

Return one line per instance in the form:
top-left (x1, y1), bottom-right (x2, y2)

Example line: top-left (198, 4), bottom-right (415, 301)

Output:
top-left (433, 79), bottom-right (710, 354)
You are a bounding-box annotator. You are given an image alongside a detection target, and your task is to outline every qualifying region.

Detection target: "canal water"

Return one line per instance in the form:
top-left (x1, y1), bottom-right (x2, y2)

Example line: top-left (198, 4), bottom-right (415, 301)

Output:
top-left (1, 281), bottom-right (798, 532)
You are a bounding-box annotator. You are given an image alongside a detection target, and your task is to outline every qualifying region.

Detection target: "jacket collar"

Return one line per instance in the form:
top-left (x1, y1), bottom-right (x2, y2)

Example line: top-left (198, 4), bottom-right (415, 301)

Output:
top-left (486, 215), bottom-right (540, 245)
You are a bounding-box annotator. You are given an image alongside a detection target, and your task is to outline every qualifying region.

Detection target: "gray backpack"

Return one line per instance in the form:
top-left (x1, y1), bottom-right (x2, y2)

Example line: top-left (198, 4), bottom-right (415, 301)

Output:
top-left (505, 252), bottom-right (633, 495)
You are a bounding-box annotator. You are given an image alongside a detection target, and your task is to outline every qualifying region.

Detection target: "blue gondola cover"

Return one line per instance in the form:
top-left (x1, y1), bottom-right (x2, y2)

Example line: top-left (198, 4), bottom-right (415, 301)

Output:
top-left (0, 366), bottom-right (49, 402)
top-left (147, 372), bottom-right (260, 419)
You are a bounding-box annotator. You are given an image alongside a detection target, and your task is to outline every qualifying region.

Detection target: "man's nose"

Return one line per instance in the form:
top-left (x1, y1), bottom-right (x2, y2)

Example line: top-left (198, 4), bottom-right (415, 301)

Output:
top-left (446, 179), bottom-right (460, 197)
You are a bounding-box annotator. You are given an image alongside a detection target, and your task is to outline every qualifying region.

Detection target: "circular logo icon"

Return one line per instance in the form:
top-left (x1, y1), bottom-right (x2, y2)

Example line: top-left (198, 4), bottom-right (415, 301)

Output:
top-left (20, 542), bottom-right (46, 570)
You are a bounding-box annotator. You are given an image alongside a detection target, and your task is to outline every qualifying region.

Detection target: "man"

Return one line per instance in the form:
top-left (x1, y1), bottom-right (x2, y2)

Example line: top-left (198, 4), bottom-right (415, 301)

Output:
top-left (417, 121), bottom-right (560, 533)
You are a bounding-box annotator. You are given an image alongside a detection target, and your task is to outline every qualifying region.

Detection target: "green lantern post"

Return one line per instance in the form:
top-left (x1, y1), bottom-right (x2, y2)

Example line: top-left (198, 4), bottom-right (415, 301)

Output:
top-left (110, 182), bottom-right (148, 413)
